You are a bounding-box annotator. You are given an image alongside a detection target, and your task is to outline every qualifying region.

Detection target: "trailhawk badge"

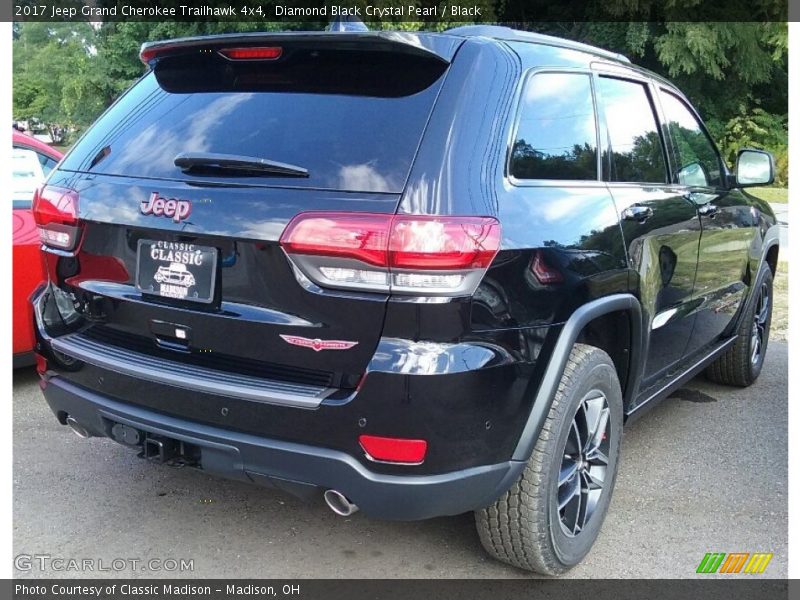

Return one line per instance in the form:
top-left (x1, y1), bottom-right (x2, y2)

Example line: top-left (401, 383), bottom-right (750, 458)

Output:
top-left (141, 192), bottom-right (192, 223)
top-left (279, 335), bottom-right (359, 352)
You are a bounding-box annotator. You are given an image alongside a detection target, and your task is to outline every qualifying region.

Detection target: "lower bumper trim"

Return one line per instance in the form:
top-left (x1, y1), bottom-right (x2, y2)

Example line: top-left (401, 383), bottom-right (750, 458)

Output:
top-left (50, 332), bottom-right (334, 409)
top-left (42, 376), bottom-right (525, 521)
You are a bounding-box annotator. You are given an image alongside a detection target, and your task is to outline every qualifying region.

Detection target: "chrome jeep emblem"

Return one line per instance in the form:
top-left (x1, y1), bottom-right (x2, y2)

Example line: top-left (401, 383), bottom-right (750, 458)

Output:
top-left (279, 335), bottom-right (359, 352)
top-left (141, 192), bottom-right (192, 223)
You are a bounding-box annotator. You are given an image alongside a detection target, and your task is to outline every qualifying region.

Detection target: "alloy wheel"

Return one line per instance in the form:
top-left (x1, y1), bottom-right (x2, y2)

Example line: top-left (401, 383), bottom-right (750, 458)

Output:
top-left (557, 391), bottom-right (611, 537)
top-left (750, 281), bottom-right (770, 366)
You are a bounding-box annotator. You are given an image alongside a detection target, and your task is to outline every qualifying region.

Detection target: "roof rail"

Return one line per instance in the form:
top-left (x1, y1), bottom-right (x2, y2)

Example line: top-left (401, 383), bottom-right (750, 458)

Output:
top-left (444, 25), bottom-right (631, 64)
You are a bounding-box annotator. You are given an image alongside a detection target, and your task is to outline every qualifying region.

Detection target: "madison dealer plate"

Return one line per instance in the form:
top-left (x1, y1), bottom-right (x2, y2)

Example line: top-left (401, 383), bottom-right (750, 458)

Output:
top-left (136, 240), bottom-right (218, 303)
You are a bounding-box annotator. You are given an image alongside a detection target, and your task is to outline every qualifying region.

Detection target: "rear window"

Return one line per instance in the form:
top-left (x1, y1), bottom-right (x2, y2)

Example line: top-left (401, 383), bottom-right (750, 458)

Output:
top-left (60, 46), bottom-right (449, 194)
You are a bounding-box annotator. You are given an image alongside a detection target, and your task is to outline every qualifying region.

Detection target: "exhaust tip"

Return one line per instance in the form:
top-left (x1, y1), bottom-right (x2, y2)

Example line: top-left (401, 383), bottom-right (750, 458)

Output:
top-left (65, 416), bottom-right (91, 439)
top-left (323, 489), bottom-right (358, 516)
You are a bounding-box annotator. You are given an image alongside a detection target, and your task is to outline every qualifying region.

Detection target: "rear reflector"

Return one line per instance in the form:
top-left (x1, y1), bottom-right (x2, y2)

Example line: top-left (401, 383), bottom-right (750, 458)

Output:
top-left (219, 47), bottom-right (283, 60)
top-left (32, 185), bottom-right (81, 251)
top-left (530, 250), bottom-right (563, 285)
top-left (280, 212), bottom-right (500, 296)
top-left (35, 353), bottom-right (48, 376)
top-left (359, 435), bottom-right (428, 464)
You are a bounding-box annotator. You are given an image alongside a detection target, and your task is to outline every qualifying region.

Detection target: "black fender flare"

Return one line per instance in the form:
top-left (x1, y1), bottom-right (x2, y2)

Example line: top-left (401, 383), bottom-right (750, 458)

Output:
top-left (755, 223), bottom-right (781, 279)
top-left (511, 293), bottom-right (643, 462)
top-left (731, 224), bottom-right (781, 333)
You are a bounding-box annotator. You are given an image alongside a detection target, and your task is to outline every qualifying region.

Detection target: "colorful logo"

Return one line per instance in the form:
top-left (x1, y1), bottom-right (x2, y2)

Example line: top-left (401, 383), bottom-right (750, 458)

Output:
top-left (279, 334), bottom-right (359, 352)
top-left (141, 192), bottom-right (192, 223)
top-left (696, 552), bottom-right (773, 574)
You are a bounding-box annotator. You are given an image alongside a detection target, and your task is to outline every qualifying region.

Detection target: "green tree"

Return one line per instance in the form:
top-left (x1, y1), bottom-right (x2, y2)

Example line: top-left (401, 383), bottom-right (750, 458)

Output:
top-left (13, 22), bottom-right (101, 142)
top-left (13, 15), bottom-right (787, 183)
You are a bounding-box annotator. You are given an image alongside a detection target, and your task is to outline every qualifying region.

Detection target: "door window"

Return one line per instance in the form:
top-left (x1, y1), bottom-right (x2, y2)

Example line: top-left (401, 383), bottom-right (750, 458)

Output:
top-left (597, 77), bottom-right (668, 184)
top-left (659, 91), bottom-right (723, 188)
top-left (509, 72), bottom-right (598, 181)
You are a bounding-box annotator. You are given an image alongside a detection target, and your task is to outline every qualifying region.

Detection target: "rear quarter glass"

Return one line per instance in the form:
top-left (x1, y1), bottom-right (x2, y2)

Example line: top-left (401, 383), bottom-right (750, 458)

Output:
top-left (58, 47), bottom-right (449, 194)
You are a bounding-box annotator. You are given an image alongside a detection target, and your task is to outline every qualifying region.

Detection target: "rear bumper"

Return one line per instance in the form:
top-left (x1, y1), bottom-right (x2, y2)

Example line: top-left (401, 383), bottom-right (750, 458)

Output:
top-left (42, 376), bottom-right (526, 520)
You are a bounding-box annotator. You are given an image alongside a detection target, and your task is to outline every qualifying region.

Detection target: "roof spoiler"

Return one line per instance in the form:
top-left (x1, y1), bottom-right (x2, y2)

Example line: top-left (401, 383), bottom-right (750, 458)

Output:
top-left (140, 31), bottom-right (460, 66)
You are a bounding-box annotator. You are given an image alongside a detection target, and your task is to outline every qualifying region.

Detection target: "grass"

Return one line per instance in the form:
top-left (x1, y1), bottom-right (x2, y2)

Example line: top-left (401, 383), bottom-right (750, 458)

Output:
top-left (771, 263), bottom-right (787, 341)
top-left (750, 186), bottom-right (788, 204)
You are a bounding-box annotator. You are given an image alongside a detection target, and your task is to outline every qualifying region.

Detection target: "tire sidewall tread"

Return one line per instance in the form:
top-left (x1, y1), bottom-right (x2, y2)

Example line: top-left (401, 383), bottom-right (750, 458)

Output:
top-left (476, 343), bottom-right (623, 575)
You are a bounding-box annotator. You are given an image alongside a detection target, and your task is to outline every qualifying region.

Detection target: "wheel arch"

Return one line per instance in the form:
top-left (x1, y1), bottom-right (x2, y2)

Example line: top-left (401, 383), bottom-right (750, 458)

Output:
top-left (511, 294), bottom-right (643, 462)
top-left (734, 228), bottom-right (780, 334)
top-left (765, 243), bottom-right (779, 276)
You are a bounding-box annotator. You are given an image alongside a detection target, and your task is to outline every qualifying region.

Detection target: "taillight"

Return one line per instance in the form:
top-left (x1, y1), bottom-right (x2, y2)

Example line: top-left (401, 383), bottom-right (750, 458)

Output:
top-left (359, 435), bottom-right (428, 464)
top-left (280, 213), bottom-right (501, 296)
top-left (218, 46), bottom-right (283, 60)
top-left (32, 185), bottom-right (81, 251)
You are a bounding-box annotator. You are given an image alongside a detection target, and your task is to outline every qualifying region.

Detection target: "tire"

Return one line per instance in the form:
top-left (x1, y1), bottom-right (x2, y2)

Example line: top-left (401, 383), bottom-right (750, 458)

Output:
top-left (475, 343), bottom-right (623, 574)
top-left (705, 263), bottom-right (773, 387)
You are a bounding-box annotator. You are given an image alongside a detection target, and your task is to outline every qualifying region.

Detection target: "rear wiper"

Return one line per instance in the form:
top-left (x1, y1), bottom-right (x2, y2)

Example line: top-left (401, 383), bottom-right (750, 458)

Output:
top-left (174, 152), bottom-right (309, 178)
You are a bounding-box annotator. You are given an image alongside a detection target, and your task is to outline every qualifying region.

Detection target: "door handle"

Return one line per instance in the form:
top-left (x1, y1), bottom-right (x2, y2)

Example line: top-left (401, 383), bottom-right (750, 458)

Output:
top-left (622, 205), bottom-right (653, 223)
top-left (698, 204), bottom-right (718, 218)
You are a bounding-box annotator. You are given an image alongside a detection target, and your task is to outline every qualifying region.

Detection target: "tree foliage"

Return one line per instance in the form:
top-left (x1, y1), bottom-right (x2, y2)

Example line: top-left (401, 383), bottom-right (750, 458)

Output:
top-left (12, 15), bottom-right (787, 183)
top-left (12, 22), bottom-right (104, 142)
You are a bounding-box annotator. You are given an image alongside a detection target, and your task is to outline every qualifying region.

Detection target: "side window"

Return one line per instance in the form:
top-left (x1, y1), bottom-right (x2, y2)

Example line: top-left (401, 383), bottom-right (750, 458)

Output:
top-left (597, 77), bottom-right (668, 183)
top-left (13, 144), bottom-right (57, 175)
top-left (509, 72), bottom-right (598, 181)
top-left (12, 148), bottom-right (46, 204)
top-left (659, 90), bottom-right (723, 188)
top-left (37, 152), bottom-right (57, 176)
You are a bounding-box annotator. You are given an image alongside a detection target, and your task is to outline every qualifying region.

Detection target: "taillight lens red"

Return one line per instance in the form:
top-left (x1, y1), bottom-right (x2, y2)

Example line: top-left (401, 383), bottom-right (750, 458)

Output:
top-left (280, 213), bottom-right (390, 267)
top-left (389, 216), bottom-right (500, 270)
top-left (219, 46), bottom-right (283, 60)
top-left (280, 212), bottom-right (501, 295)
top-left (359, 435), bottom-right (428, 464)
top-left (32, 185), bottom-right (81, 251)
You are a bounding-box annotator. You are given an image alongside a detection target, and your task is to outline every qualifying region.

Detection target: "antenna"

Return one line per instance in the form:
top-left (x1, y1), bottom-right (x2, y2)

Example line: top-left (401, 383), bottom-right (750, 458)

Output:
top-left (327, 16), bottom-right (369, 32)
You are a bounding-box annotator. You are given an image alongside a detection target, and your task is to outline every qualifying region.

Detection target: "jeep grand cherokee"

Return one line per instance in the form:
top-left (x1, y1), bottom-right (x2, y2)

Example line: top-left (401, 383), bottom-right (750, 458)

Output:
top-left (32, 25), bottom-right (779, 574)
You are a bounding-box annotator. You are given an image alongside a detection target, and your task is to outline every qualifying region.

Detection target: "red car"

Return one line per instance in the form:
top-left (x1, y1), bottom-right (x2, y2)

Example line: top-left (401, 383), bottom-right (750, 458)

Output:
top-left (13, 130), bottom-right (62, 367)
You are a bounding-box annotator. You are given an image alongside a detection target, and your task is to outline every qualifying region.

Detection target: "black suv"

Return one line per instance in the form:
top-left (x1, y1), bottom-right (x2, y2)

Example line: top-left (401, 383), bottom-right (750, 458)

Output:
top-left (32, 26), bottom-right (779, 574)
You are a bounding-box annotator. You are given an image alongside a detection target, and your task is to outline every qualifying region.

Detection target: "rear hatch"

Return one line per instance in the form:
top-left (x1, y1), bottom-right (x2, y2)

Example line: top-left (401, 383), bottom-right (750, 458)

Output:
top-left (45, 32), bottom-right (460, 395)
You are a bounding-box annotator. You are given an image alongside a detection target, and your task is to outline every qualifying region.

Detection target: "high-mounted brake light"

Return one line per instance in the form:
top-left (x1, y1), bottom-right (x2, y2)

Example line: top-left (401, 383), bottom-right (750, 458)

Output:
top-left (32, 185), bottom-right (81, 251)
top-left (218, 47), bottom-right (283, 60)
top-left (359, 435), bottom-right (428, 464)
top-left (139, 44), bottom-right (283, 66)
top-left (280, 212), bottom-right (501, 296)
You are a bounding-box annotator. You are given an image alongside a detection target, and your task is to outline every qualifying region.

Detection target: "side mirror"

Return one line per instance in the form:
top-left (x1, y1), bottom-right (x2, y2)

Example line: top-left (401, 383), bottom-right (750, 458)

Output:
top-left (735, 149), bottom-right (774, 187)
